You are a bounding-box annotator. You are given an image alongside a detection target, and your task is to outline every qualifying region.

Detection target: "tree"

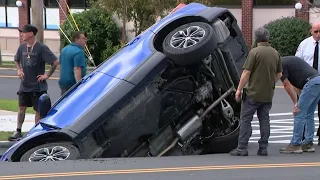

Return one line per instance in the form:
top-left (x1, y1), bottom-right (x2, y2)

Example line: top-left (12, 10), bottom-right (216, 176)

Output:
top-left (90, 0), bottom-right (180, 39)
top-left (130, 0), bottom-right (177, 35)
top-left (261, 16), bottom-right (311, 56)
top-left (60, 6), bottom-right (121, 65)
top-left (90, 0), bottom-right (240, 41)
top-left (91, 0), bottom-right (132, 44)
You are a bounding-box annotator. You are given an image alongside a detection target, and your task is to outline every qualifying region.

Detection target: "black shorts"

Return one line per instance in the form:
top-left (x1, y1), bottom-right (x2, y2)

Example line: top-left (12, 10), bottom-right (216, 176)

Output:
top-left (17, 91), bottom-right (47, 111)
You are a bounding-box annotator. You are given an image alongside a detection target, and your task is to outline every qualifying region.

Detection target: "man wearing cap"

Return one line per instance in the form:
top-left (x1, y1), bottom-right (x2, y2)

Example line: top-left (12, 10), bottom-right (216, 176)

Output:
top-left (8, 24), bottom-right (59, 141)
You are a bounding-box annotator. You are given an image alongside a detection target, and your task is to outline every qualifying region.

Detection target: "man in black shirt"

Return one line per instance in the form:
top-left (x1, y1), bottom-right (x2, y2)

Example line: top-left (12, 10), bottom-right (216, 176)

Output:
top-left (279, 56), bottom-right (320, 154)
top-left (8, 24), bottom-right (59, 141)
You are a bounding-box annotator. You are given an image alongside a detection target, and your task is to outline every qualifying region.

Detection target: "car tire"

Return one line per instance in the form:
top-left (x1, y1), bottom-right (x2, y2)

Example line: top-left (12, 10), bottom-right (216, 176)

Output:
top-left (162, 22), bottom-right (217, 66)
top-left (20, 142), bottom-right (80, 162)
top-left (205, 118), bottom-right (240, 153)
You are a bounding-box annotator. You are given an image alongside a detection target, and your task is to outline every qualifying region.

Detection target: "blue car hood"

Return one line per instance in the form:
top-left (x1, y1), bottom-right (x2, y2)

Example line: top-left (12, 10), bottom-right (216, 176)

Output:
top-left (39, 71), bottom-right (124, 129)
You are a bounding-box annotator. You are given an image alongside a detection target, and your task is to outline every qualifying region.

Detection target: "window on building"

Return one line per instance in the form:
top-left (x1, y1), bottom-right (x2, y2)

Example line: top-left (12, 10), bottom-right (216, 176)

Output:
top-left (68, 0), bottom-right (90, 14)
top-left (309, 0), bottom-right (320, 7)
top-left (215, 0), bottom-right (241, 6)
top-left (44, 0), bottom-right (59, 30)
top-left (6, 6), bottom-right (18, 27)
top-left (254, 0), bottom-right (296, 6)
top-left (68, 0), bottom-right (90, 9)
top-left (0, 6), bottom-right (5, 27)
top-left (6, 0), bottom-right (17, 6)
top-left (0, 0), bottom-right (19, 28)
top-left (26, 0), bottom-right (59, 30)
top-left (45, 0), bottom-right (59, 8)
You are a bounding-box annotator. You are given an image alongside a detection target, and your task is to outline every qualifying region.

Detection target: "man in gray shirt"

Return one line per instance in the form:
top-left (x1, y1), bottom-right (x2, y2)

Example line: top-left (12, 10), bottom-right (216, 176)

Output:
top-left (8, 24), bottom-right (59, 141)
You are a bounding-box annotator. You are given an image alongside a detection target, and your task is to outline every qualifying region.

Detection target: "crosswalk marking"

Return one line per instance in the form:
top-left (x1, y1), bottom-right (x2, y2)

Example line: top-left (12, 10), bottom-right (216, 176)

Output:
top-left (249, 113), bottom-right (320, 144)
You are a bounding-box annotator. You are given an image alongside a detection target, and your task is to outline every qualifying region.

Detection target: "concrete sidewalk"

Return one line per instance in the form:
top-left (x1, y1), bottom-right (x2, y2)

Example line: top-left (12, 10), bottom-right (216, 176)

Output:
top-left (0, 110), bottom-right (35, 132)
top-left (0, 110), bottom-right (36, 149)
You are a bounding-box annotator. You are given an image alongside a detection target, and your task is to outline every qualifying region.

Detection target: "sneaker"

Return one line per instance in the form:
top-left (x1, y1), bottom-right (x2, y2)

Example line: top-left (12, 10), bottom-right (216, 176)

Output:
top-left (8, 131), bottom-right (22, 141)
top-left (302, 142), bottom-right (315, 152)
top-left (257, 148), bottom-right (268, 156)
top-left (229, 148), bottom-right (248, 156)
top-left (279, 144), bottom-right (303, 154)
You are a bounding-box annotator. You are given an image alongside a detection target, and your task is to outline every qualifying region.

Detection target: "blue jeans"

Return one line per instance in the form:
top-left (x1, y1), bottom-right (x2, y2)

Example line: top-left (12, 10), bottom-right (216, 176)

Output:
top-left (291, 76), bottom-right (320, 145)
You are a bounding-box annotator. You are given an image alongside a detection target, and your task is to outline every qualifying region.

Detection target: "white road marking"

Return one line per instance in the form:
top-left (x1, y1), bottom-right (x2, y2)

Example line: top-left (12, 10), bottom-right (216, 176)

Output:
top-left (249, 114), bottom-right (320, 144)
top-left (250, 135), bottom-right (294, 140)
top-left (254, 111), bottom-right (318, 117)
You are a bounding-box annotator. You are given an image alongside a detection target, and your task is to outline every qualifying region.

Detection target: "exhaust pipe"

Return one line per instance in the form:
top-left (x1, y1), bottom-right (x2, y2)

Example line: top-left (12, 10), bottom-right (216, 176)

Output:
top-left (177, 87), bottom-right (235, 142)
top-left (157, 87), bottom-right (235, 156)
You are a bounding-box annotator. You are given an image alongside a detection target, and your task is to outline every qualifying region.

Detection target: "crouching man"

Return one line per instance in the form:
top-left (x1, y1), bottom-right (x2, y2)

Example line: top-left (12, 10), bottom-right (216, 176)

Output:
top-left (279, 56), bottom-right (320, 153)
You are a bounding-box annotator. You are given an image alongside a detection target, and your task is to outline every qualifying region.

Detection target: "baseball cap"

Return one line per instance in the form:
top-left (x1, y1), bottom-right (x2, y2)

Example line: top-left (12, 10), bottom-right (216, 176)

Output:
top-left (18, 24), bottom-right (38, 35)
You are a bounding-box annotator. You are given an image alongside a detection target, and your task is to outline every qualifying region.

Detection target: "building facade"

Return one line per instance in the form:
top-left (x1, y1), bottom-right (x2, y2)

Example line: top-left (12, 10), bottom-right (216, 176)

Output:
top-left (0, 0), bottom-right (316, 60)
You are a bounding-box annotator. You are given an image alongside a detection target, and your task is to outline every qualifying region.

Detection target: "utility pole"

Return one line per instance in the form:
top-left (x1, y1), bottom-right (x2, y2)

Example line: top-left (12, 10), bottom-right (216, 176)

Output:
top-left (31, 0), bottom-right (44, 43)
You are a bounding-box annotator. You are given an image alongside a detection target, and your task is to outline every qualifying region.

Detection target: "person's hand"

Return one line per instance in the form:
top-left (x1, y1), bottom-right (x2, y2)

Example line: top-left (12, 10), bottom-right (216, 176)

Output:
top-left (293, 103), bottom-right (300, 115)
top-left (235, 89), bottom-right (242, 102)
top-left (37, 74), bottom-right (49, 82)
top-left (17, 69), bottom-right (24, 80)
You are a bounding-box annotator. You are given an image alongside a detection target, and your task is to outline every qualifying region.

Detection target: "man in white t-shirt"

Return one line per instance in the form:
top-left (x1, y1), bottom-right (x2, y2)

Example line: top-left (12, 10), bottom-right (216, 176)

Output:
top-left (295, 22), bottom-right (320, 145)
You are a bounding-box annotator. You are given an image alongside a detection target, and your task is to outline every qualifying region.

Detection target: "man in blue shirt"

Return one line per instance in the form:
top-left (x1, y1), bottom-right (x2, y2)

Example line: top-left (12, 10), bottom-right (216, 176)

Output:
top-left (59, 31), bottom-right (88, 95)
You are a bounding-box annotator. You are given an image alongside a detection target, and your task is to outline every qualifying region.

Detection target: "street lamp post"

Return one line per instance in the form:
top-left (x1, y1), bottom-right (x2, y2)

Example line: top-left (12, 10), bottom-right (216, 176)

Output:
top-left (295, 2), bottom-right (303, 10)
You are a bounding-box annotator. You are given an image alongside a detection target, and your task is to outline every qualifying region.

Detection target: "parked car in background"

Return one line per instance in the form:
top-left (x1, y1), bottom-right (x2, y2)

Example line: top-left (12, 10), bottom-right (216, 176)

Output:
top-left (1, 2), bottom-right (248, 162)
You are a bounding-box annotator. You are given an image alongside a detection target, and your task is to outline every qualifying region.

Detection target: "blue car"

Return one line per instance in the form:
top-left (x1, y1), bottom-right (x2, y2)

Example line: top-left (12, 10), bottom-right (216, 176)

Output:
top-left (1, 2), bottom-right (248, 162)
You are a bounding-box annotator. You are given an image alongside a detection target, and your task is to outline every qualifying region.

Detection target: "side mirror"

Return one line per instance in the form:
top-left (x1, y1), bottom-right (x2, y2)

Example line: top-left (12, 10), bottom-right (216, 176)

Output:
top-left (38, 94), bottom-right (51, 119)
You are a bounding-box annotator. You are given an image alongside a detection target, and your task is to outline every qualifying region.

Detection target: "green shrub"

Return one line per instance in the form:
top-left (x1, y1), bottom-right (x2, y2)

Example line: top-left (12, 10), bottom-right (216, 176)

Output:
top-left (253, 16), bottom-right (311, 56)
top-left (60, 7), bottom-right (122, 65)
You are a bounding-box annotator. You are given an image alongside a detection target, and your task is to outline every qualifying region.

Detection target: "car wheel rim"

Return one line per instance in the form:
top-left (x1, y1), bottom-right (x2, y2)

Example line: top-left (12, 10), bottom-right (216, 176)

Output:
top-left (28, 146), bottom-right (71, 162)
top-left (170, 25), bottom-right (206, 49)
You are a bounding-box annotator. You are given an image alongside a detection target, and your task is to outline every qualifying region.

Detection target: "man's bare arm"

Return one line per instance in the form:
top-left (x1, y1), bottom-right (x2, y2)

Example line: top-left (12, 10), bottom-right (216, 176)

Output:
top-left (275, 72), bottom-right (282, 82)
top-left (15, 60), bottom-right (24, 80)
top-left (74, 67), bottom-right (82, 82)
top-left (237, 69), bottom-right (251, 91)
top-left (282, 78), bottom-right (298, 104)
top-left (14, 61), bottom-right (22, 70)
top-left (46, 60), bottom-right (59, 77)
top-left (293, 86), bottom-right (301, 97)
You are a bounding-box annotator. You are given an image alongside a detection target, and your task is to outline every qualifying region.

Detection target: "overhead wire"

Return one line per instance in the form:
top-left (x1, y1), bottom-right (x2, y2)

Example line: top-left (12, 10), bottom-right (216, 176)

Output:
top-left (43, 5), bottom-right (92, 62)
top-left (44, 0), bottom-right (96, 67)
top-left (63, 0), bottom-right (95, 67)
top-left (55, 0), bottom-right (76, 32)
top-left (42, 5), bottom-right (72, 44)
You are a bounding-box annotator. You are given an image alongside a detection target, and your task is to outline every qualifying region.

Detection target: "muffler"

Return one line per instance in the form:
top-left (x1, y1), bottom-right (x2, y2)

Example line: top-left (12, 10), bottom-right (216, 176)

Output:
top-left (177, 114), bottom-right (203, 142)
top-left (157, 87), bottom-right (235, 156)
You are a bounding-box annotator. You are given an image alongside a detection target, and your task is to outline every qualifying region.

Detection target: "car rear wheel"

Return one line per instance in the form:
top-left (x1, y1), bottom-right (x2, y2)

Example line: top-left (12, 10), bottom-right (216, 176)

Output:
top-left (162, 22), bottom-right (217, 66)
top-left (206, 117), bottom-right (240, 153)
top-left (20, 142), bottom-right (80, 162)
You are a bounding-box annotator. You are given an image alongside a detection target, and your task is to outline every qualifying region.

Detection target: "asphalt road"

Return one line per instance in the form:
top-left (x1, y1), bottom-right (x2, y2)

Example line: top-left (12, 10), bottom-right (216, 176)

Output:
top-left (0, 143), bottom-right (319, 179)
top-left (0, 76), bottom-right (61, 103)
top-left (0, 69), bottom-right (61, 103)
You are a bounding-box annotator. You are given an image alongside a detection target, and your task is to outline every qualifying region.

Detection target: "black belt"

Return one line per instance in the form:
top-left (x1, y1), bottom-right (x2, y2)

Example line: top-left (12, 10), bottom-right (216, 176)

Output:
top-left (307, 74), bottom-right (320, 81)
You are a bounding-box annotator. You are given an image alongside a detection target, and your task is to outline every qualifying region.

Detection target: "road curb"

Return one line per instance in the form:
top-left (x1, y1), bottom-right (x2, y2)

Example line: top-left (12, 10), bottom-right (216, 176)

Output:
top-left (0, 141), bottom-right (14, 148)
